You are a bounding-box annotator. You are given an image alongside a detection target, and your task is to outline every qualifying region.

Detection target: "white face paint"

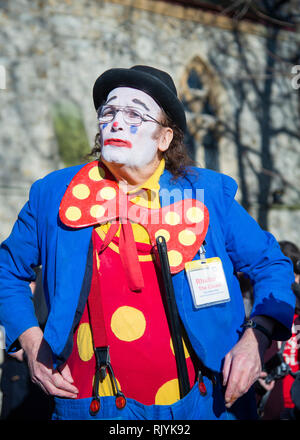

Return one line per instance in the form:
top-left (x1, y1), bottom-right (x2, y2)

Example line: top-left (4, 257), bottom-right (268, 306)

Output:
top-left (100, 87), bottom-right (162, 168)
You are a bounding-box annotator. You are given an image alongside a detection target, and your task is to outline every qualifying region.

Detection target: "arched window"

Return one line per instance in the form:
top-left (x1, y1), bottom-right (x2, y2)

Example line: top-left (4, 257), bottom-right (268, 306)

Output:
top-left (179, 57), bottom-right (223, 171)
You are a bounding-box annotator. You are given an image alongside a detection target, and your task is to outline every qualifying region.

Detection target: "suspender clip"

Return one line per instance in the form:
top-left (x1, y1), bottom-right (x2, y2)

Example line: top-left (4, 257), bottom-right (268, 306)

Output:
top-left (197, 370), bottom-right (207, 396)
top-left (95, 346), bottom-right (110, 380)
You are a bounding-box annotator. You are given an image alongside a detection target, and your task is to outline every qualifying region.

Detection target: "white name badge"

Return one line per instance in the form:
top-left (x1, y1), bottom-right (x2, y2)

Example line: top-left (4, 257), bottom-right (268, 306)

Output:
top-left (185, 257), bottom-right (230, 308)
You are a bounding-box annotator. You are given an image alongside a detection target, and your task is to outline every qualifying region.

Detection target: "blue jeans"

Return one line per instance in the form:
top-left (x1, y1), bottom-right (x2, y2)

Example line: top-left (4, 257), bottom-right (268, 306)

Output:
top-left (51, 377), bottom-right (257, 420)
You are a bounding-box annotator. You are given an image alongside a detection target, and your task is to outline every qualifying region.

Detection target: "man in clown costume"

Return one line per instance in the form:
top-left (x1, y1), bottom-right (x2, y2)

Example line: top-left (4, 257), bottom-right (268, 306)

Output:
top-left (0, 66), bottom-right (296, 420)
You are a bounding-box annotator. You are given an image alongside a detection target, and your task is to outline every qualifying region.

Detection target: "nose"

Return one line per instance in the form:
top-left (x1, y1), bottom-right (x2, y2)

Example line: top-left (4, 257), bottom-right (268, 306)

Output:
top-left (111, 109), bottom-right (124, 131)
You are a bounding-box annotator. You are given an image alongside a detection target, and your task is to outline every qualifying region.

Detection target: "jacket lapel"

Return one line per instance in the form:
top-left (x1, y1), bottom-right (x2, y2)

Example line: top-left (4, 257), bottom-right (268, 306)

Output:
top-left (158, 170), bottom-right (187, 312)
top-left (44, 219), bottom-right (93, 358)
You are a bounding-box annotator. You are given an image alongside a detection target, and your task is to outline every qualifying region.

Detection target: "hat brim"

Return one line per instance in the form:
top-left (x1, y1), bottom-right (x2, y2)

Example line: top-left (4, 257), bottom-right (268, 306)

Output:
top-left (93, 68), bottom-right (186, 132)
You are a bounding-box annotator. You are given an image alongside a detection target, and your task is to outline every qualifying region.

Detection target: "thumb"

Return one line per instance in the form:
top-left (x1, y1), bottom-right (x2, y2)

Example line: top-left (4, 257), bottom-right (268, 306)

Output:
top-left (58, 362), bottom-right (74, 383)
top-left (222, 352), bottom-right (232, 386)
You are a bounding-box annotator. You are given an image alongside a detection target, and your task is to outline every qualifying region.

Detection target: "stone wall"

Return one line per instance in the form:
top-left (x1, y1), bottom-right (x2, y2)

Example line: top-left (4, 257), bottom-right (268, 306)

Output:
top-left (0, 0), bottom-right (299, 245)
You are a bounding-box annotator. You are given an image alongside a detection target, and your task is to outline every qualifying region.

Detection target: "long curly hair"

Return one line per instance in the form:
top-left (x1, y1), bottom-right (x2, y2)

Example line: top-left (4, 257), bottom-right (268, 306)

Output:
top-left (88, 109), bottom-right (194, 179)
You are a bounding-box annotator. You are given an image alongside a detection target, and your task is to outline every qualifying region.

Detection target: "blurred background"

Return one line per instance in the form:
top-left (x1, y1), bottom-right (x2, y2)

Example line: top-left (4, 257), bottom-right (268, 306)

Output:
top-left (0, 0), bottom-right (299, 418)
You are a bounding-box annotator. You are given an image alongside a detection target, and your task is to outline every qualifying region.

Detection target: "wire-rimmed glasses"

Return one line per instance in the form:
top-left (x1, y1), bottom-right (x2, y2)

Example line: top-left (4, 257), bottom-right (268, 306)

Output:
top-left (97, 105), bottom-right (163, 126)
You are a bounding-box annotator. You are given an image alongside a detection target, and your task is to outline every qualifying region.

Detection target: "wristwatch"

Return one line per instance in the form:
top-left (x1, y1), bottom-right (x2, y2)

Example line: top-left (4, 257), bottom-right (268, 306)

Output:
top-left (242, 319), bottom-right (272, 347)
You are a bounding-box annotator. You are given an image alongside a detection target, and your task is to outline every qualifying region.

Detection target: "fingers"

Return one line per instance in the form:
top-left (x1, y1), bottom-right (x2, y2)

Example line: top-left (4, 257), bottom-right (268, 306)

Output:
top-left (222, 352), bottom-right (232, 387)
top-left (45, 370), bottom-right (79, 398)
top-left (222, 353), bottom-right (239, 407)
top-left (223, 355), bottom-right (254, 408)
top-left (222, 330), bottom-right (263, 408)
top-left (58, 362), bottom-right (75, 384)
top-left (31, 367), bottom-right (79, 398)
top-left (26, 339), bottom-right (78, 398)
top-left (8, 349), bottom-right (25, 362)
top-left (20, 329), bottom-right (79, 398)
top-left (258, 371), bottom-right (275, 391)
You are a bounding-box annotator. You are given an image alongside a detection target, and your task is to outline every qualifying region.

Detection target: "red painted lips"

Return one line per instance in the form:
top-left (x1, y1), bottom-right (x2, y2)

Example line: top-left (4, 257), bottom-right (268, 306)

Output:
top-left (104, 139), bottom-right (132, 148)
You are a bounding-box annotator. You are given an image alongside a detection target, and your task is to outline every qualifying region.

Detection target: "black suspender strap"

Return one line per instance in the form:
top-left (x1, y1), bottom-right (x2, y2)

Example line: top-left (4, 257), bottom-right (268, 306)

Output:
top-left (156, 236), bottom-right (191, 398)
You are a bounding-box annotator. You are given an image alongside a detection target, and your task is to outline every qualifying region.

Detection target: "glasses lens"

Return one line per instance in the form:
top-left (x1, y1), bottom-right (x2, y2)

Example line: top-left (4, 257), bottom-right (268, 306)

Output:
top-left (98, 106), bottom-right (143, 126)
top-left (99, 106), bottom-right (115, 123)
top-left (123, 107), bottom-right (142, 126)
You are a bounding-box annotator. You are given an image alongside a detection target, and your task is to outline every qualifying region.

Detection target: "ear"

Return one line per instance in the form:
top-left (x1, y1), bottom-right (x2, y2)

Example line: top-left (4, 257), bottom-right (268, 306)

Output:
top-left (157, 127), bottom-right (173, 153)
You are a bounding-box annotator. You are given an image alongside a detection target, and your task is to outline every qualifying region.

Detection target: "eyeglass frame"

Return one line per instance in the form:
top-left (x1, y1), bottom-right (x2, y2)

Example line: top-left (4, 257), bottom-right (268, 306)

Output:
top-left (97, 104), bottom-right (164, 127)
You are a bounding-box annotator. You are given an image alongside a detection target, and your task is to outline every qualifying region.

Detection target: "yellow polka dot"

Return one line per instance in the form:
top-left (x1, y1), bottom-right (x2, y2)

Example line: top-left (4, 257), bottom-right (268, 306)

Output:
top-left (132, 224), bottom-right (151, 245)
top-left (65, 206), bottom-right (82, 221)
top-left (100, 186), bottom-right (117, 200)
top-left (186, 207), bottom-right (204, 223)
top-left (93, 374), bottom-right (121, 397)
top-left (155, 379), bottom-right (180, 405)
top-left (165, 211), bottom-right (181, 226)
top-left (89, 165), bottom-right (105, 181)
top-left (90, 205), bottom-right (106, 219)
top-left (77, 323), bottom-right (93, 362)
top-left (178, 229), bottom-right (196, 246)
top-left (170, 338), bottom-right (190, 359)
top-left (72, 184), bottom-right (90, 200)
top-left (168, 250), bottom-right (183, 267)
top-left (155, 229), bottom-right (170, 242)
top-left (111, 306), bottom-right (146, 342)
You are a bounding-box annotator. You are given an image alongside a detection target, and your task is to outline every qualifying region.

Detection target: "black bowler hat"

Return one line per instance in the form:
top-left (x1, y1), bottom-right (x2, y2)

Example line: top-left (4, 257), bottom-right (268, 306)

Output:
top-left (93, 65), bottom-right (186, 132)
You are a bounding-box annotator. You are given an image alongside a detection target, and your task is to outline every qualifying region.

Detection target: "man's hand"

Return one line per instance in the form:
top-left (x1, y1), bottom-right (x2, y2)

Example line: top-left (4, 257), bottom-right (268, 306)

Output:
top-left (258, 371), bottom-right (275, 392)
top-left (8, 349), bottom-right (25, 362)
top-left (19, 326), bottom-right (79, 398)
top-left (222, 316), bottom-right (274, 408)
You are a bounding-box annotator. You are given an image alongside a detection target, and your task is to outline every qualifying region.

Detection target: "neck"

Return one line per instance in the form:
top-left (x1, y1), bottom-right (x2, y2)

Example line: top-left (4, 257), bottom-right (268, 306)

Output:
top-left (101, 157), bottom-right (161, 192)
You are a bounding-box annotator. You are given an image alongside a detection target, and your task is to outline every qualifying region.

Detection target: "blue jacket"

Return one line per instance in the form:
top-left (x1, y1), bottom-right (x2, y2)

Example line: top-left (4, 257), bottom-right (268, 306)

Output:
top-left (0, 164), bottom-right (295, 372)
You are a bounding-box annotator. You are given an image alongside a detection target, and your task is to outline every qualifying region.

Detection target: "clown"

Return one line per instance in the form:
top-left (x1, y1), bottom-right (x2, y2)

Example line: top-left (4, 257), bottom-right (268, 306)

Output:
top-left (100, 87), bottom-right (171, 169)
top-left (0, 66), bottom-right (296, 420)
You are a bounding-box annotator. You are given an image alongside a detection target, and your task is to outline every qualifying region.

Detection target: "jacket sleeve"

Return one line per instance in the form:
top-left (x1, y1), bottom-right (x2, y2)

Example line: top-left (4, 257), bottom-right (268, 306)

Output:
top-left (0, 180), bottom-right (42, 351)
top-left (222, 175), bottom-right (295, 341)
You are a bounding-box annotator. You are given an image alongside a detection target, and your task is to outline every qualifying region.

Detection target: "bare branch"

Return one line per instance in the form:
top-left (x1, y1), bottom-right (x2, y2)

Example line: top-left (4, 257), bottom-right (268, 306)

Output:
top-left (250, 3), bottom-right (297, 27)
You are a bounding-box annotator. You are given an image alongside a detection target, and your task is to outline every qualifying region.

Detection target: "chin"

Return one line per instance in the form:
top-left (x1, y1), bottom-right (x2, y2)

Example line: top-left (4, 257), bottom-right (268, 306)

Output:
top-left (101, 147), bottom-right (127, 164)
top-left (102, 147), bottom-right (156, 168)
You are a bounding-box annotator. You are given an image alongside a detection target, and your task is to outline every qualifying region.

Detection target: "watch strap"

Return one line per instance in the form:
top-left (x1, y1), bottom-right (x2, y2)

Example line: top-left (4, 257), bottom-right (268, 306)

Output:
top-left (242, 319), bottom-right (272, 347)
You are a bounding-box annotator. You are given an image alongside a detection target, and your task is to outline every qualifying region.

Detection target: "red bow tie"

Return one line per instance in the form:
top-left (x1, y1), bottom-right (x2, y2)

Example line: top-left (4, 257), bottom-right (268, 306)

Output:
top-left (59, 161), bottom-right (209, 288)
